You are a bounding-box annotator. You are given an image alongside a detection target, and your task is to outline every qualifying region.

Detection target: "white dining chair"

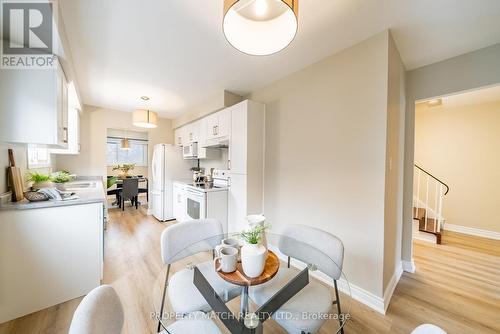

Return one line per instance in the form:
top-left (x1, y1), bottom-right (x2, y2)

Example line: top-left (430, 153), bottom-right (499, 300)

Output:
top-left (69, 285), bottom-right (221, 334)
top-left (411, 324), bottom-right (447, 334)
top-left (158, 219), bottom-right (242, 332)
top-left (249, 224), bottom-right (345, 334)
top-left (68, 285), bottom-right (124, 334)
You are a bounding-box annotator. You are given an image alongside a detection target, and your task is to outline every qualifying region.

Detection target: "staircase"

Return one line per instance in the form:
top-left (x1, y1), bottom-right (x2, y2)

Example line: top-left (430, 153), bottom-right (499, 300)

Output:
top-left (413, 164), bottom-right (449, 244)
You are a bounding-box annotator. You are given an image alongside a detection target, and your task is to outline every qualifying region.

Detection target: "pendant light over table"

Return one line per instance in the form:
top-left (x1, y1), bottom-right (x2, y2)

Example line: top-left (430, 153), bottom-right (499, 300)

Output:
top-left (133, 109), bottom-right (158, 129)
top-left (223, 0), bottom-right (299, 56)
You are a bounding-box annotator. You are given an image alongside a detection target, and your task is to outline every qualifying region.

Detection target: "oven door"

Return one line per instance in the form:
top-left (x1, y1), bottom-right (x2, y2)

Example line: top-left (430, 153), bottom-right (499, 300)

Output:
top-left (186, 189), bottom-right (206, 220)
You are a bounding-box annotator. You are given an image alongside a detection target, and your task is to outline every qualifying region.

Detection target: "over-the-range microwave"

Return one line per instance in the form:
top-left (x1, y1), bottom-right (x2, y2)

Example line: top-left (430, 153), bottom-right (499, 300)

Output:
top-left (183, 142), bottom-right (198, 159)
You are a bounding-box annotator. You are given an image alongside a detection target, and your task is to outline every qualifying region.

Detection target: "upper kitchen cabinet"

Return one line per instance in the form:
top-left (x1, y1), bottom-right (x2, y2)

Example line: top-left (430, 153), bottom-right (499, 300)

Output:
top-left (206, 108), bottom-right (231, 141)
top-left (185, 121), bottom-right (200, 144)
top-left (174, 126), bottom-right (187, 147)
top-left (52, 82), bottom-right (82, 155)
top-left (229, 100), bottom-right (265, 174)
top-left (0, 58), bottom-right (69, 148)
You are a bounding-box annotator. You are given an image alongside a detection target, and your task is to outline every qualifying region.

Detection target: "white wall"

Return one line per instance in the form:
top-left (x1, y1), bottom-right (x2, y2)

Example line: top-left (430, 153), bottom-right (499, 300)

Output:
top-left (403, 43), bottom-right (500, 263)
top-left (249, 31), bottom-right (397, 299)
top-left (0, 144), bottom-right (56, 194)
top-left (383, 35), bottom-right (406, 291)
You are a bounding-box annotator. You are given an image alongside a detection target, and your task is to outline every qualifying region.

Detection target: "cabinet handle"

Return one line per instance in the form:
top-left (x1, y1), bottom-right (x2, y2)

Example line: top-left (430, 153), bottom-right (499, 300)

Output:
top-left (213, 126), bottom-right (216, 136)
top-left (215, 125), bottom-right (218, 136)
top-left (63, 127), bottom-right (68, 143)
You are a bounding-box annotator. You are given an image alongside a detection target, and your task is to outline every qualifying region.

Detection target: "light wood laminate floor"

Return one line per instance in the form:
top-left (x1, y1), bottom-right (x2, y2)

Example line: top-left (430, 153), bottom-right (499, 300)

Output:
top-left (1, 206), bottom-right (499, 333)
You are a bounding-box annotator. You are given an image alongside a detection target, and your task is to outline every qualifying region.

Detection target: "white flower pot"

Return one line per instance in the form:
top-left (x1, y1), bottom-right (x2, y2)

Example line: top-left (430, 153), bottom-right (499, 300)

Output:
top-left (32, 181), bottom-right (54, 190)
top-left (241, 243), bottom-right (267, 278)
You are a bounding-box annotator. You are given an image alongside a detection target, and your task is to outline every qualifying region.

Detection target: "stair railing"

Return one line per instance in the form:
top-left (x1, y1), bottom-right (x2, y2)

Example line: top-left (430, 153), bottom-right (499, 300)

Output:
top-left (413, 164), bottom-right (450, 234)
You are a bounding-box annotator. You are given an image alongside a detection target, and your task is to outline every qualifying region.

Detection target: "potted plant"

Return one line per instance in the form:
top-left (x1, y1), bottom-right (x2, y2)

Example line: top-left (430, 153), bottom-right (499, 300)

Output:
top-left (239, 224), bottom-right (269, 278)
top-left (50, 171), bottom-right (74, 189)
top-left (112, 163), bottom-right (135, 178)
top-left (26, 171), bottom-right (53, 190)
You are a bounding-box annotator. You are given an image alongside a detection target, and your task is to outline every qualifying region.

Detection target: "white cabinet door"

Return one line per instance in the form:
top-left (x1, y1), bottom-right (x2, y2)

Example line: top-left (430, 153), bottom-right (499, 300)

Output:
top-left (187, 121), bottom-right (200, 143)
top-left (174, 127), bottom-right (185, 147)
top-left (0, 59), bottom-right (67, 147)
top-left (205, 113), bottom-right (219, 140)
top-left (173, 183), bottom-right (186, 221)
top-left (217, 108), bottom-right (231, 138)
top-left (228, 173), bottom-right (247, 233)
top-left (229, 103), bottom-right (247, 173)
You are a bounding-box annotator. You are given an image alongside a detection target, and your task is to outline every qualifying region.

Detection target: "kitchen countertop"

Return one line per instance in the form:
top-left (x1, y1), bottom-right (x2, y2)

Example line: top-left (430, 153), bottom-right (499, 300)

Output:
top-left (174, 179), bottom-right (229, 193)
top-left (0, 177), bottom-right (106, 211)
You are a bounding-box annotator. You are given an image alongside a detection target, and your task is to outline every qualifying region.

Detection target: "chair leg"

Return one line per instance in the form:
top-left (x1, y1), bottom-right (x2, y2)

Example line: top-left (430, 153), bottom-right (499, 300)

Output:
top-left (334, 280), bottom-right (344, 334)
top-left (157, 264), bottom-right (171, 333)
top-left (135, 196), bottom-right (138, 209)
top-left (122, 198), bottom-right (125, 211)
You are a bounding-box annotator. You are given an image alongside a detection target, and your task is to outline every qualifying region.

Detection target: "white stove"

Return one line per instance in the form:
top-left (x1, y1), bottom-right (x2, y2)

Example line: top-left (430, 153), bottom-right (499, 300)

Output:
top-left (185, 169), bottom-right (229, 233)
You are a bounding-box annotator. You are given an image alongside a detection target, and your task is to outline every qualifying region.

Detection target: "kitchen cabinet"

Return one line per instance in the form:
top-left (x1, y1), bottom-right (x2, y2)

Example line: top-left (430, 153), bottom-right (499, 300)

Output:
top-left (0, 202), bottom-right (104, 323)
top-left (174, 126), bottom-right (187, 147)
top-left (0, 58), bottom-right (69, 148)
top-left (227, 100), bottom-right (266, 233)
top-left (173, 182), bottom-right (187, 221)
top-left (52, 82), bottom-right (82, 155)
top-left (185, 121), bottom-right (200, 144)
top-left (206, 109), bottom-right (231, 140)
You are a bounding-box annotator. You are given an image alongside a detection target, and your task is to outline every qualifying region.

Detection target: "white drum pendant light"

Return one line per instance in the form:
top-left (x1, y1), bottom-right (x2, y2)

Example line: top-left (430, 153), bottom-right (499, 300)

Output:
top-left (223, 0), bottom-right (299, 56)
top-left (133, 109), bottom-right (158, 128)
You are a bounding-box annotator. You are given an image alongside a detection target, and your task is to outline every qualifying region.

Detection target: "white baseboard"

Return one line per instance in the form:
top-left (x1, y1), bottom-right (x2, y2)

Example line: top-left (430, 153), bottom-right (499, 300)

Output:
top-left (383, 262), bottom-right (403, 312)
top-left (402, 259), bottom-right (415, 273)
top-left (267, 244), bottom-right (387, 315)
top-left (444, 224), bottom-right (500, 240)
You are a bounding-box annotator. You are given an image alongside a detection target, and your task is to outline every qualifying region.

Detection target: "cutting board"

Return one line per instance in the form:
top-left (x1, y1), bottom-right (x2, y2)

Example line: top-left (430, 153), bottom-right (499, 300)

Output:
top-left (7, 149), bottom-right (24, 202)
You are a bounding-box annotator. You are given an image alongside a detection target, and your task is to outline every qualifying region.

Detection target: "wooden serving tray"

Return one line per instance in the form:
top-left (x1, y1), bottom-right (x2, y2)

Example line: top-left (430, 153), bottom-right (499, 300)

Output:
top-left (215, 250), bottom-right (280, 286)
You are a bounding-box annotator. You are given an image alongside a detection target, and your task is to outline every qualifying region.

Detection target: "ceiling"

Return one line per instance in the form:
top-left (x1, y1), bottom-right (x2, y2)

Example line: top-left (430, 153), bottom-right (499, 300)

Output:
top-left (60, 0), bottom-right (500, 118)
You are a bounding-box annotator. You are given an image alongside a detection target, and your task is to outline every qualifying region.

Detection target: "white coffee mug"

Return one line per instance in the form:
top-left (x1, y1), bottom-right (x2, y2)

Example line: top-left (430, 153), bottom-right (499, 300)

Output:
top-left (220, 237), bottom-right (240, 249)
top-left (214, 246), bottom-right (238, 273)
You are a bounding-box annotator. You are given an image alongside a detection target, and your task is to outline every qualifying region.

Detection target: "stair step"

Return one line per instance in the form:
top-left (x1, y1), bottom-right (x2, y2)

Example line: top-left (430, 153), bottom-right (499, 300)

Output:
top-left (413, 207), bottom-right (426, 220)
top-left (419, 218), bottom-right (437, 233)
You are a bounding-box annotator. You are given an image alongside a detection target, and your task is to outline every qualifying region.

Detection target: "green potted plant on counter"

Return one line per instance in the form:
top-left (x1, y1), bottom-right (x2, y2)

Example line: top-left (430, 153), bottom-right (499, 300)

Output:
top-left (26, 171), bottom-right (53, 190)
top-left (51, 171), bottom-right (74, 190)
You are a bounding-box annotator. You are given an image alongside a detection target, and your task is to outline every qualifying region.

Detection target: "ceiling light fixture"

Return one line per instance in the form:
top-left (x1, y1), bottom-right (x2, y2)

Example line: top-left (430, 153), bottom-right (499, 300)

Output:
top-left (223, 0), bottom-right (299, 56)
top-left (133, 109), bottom-right (158, 128)
top-left (141, 96), bottom-right (150, 101)
top-left (427, 99), bottom-right (443, 107)
top-left (121, 138), bottom-right (131, 150)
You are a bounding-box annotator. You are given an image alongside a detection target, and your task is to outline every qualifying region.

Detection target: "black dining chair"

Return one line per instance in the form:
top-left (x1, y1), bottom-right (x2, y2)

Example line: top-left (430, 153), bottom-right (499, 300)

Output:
top-left (138, 178), bottom-right (148, 203)
top-left (119, 178), bottom-right (139, 210)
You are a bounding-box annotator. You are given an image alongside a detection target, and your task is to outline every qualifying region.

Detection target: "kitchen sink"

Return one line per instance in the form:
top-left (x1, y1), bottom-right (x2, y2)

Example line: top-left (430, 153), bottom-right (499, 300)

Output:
top-left (63, 181), bottom-right (96, 189)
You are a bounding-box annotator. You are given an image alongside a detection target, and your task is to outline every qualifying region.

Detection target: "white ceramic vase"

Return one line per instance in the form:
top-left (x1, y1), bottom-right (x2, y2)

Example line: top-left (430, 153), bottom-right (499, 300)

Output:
top-left (241, 243), bottom-right (267, 278)
top-left (245, 214), bottom-right (267, 249)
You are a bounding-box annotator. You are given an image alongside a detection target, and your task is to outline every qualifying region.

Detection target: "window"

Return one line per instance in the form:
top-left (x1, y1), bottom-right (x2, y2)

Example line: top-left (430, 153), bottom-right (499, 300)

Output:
top-left (27, 144), bottom-right (52, 168)
top-left (106, 137), bottom-right (148, 166)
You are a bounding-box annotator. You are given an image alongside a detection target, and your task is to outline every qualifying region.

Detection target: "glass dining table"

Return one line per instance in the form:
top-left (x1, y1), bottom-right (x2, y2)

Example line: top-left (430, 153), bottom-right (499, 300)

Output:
top-left (152, 232), bottom-right (351, 334)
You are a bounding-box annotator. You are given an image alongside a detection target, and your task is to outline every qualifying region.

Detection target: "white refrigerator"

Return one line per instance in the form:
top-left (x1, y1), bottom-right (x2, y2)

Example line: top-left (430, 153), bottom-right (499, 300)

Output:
top-left (150, 144), bottom-right (193, 221)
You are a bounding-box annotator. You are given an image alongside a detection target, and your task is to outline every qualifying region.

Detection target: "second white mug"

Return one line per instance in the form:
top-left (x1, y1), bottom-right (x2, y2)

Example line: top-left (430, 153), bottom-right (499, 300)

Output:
top-left (214, 246), bottom-right (238, 273)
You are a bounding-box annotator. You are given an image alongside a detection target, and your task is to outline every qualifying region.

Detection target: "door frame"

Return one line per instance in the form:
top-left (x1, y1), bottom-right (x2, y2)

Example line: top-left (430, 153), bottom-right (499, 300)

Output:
top-left (401, 44), bottom-right (500, 272)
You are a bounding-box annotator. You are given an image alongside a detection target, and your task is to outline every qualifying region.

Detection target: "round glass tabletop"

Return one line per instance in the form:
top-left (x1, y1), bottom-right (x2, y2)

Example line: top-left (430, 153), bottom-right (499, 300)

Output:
top-left (152, 232), bottom-right (352, 333)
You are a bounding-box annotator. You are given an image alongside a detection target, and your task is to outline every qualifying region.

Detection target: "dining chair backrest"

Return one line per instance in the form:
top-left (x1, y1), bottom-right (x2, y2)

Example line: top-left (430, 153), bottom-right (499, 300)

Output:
top-left (68, 285), bottom-right (124, 334)
top-left (279, 224), bottom-right (344, 280)
top-left (121, 178), bottom-right (139, 200)
top-left (161, 219), bottom-right (223, 265)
